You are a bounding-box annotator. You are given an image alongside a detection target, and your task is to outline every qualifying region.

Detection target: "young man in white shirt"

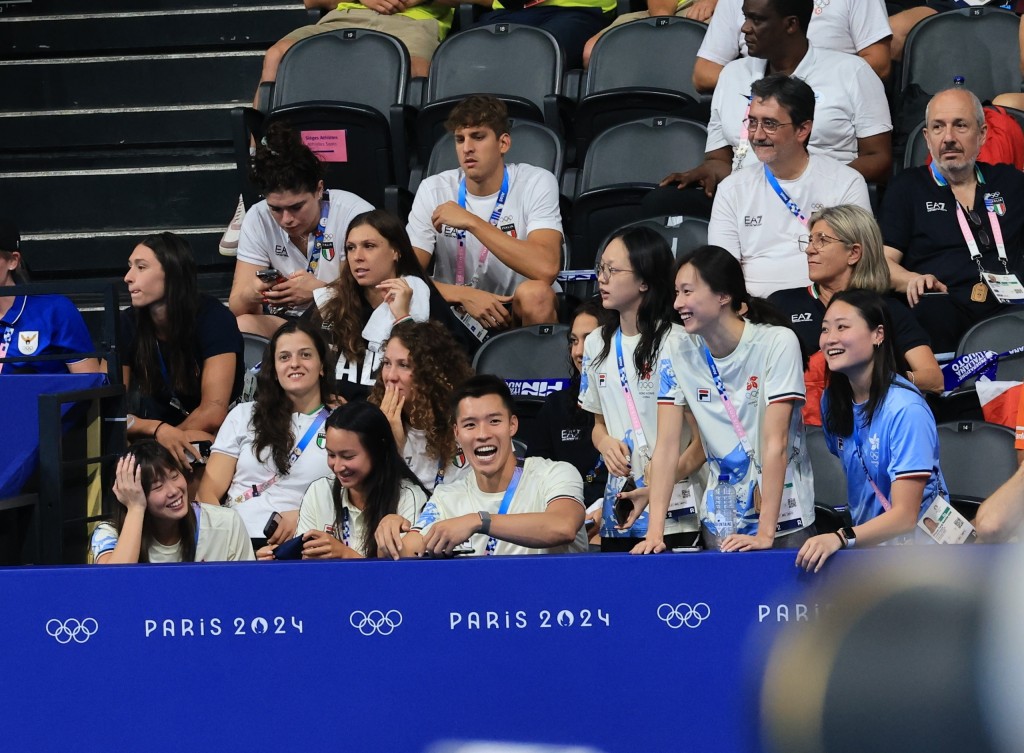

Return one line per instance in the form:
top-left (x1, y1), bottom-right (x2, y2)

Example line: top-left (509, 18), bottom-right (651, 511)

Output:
top-left (398, 374), bottom-right (588, 558)
top-left (708, 74), bottom-right (871, 297)
top-left (406, 95), bottom-right (562, 336)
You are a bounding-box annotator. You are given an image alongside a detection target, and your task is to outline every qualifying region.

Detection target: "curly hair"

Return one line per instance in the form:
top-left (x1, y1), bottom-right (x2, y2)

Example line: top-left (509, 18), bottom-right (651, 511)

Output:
top-left (250, 122), bottom-right (324, 196)
top-left (314, 209), bottom-right (431, 363)
top-left (368, 320), bottom-right (474, 468)
top-left (251, 319), bottom-right (334, 475)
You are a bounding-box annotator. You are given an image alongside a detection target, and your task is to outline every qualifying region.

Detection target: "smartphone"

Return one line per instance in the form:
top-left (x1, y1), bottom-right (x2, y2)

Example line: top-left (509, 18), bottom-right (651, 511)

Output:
top-left (263, 512), bottom-right (282, 540)
top-left (615, 476), bottom-right (637, 527)
top-left (186, 440), bottom-right (212, 466)
top-left (256, 268), bottom-right (283, 284)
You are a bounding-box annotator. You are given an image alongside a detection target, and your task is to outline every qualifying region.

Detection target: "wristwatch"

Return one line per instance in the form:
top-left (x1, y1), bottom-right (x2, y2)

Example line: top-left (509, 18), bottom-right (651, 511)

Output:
top-left (478, 510), bottom-right (492, 536)
top-left (840, 526), bottom-right (856, 548)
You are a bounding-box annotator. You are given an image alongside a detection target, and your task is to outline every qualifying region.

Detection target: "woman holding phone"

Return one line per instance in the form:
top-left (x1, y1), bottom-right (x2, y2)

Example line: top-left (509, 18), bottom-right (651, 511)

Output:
top-left (196, 319), bottom-right (333, 549)
top-left (578, 226), bottom-right (701, 552)
top-left (257, 401), bottom-right (428, 560)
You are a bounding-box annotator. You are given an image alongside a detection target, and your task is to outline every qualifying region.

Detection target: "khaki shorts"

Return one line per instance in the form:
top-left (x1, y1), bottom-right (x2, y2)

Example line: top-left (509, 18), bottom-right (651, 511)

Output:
top-left (284, 8), bottom-right (441, 61)
top-left (593, 2), bottom-right (703, 42)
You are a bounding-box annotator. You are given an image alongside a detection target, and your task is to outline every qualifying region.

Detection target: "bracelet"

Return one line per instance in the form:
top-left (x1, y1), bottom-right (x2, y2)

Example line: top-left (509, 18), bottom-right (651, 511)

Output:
top-left (393, 315), bottom-right (413, 326)
top-left (153, 421), bottom-right (167, 439)
top-left (833, 530), bottom-right (846, 548)
top-left (478, 510), bottom-right (492, 536)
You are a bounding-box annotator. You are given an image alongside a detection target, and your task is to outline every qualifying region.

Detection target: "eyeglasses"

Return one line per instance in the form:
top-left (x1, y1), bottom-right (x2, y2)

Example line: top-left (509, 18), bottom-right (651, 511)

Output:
top-left (797, 233), bottom-right (846, 252)
top-left (743, 117), bottom-right (794, 135)
top-left (595, 262), bottom-right (635, 281)
top-left (962, 206), bottom-right (992, 247)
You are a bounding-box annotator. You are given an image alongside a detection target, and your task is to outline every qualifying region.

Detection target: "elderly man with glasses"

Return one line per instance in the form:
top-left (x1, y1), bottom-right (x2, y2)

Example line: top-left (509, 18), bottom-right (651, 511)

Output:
top-left (879, 86), bottom-right (1024, 355)
top-left (706, 74), bottom-right (871, 297)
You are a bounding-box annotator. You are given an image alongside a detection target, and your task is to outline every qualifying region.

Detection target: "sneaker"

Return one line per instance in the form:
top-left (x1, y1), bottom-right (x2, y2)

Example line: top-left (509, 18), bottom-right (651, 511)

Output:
top-left (219, 195), bottom-right (245, 257)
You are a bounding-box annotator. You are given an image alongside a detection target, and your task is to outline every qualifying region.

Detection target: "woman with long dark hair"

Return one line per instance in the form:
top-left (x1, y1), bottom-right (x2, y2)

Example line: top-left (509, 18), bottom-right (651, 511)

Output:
top-left (227, 122), bottom-right (373, 337)
top-left (258, 401), bottom-right (428, 559)
top-left (90, 441), bottom-right (253, 563)
top-left (578, 226), bottom-right (701, 551)
top-left (796, 289), bottom-right (948, 571)
top-left (123, 232), bottom-right (243, 470)
top-left (313, 209), bottom-right (470, 401)
top-left (196, 319), bottom-right (332, 547)
top-left (524, 298), bottom-right (613, 534)
top-left (369, 319), bottom-right (474, 491)
top-left (643, 245), bottom-right (815, 554)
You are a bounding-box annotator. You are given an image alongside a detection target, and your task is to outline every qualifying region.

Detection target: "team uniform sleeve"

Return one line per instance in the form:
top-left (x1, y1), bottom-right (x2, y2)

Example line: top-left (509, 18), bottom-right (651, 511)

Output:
top-left (658, 341), bottom-right (685, 407)
top-left (210, 403), bottom-right (249, 460)
top-left (695, 0), bottom-right (741, 65)
top-left (89, 523), bottom-right (119, 563)
top-left (848, 0), bottom-right (894, 50)
top-left (541, 460), bottom-right (585, 508)
top-left (397, 482), bottom-right (427, 524)
top-left (886, 398), bottom-right (940, 482)
top-left (764, 328), bottom-right (806, 405)
top-left (48, 296), bottom-right (96, 364)
top-left (236, 204), bottom-right (274, 267)
top-left (849, 59), bottom-right (892, 139)
top-left (296, 477), bottom-right (332, 536)
top-left (838, 170), bottom-right (872, 213)
top-left (412, 487), bottom-right (451, 533)
top-left (406, 180), bottom-right (441, 257)
top-left (707, 176), bottom-right (742, 260)
top-left (886, 298), bottom-right (931, 353)
top-left (521, 167), bottom-right (563, 236)
top-left (577, 330), bottom-right (603, 415)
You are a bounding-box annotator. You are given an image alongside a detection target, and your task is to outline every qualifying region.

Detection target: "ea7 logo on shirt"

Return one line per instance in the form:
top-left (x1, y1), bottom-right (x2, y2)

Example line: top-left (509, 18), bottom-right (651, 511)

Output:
top-left (274, 244), bottom-right (289, 256)
top-left (744, 216), bottom-right (763, 227)
top-left (926, 202), bottom-right (947, 213)
top-left (791, 313), bottom-right (813, 323)
top-left (561, 429), bottom-right (582, 442)
top-left (442, 224), bottom-right (459, 238)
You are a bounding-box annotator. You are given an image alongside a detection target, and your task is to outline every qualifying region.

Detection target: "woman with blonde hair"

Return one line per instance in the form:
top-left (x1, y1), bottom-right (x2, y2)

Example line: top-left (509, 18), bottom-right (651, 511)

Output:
top-left (769, 204), bottom-right (942, 425)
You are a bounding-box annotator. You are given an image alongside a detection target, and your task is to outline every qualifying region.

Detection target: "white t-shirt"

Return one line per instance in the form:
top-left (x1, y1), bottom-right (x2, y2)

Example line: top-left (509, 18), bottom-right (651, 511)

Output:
top-left (706, 44), bottom-right (892, 169)
top-left (211, 402), bottom-right (330, 538)
top-left (90, 504), bottom-right (255, 563)
top-left (237, 188), bottom-right (374, 315)
top-left (296, 475), bottom-right (426, 557)
top-left (406, 163), bottom-right (563, 297)
top-left (708, 153), bottom-right (871, 297)
top-left (413, 457), bottom-right (587, 556)
top-left (578, 324), bottom-right (702, 538)
top-left (403, 426), bottom-right (472, 492)
top-left (657, 323), bottom-right (815, 538)
top-left (697, 0), bottom-right (892, 64)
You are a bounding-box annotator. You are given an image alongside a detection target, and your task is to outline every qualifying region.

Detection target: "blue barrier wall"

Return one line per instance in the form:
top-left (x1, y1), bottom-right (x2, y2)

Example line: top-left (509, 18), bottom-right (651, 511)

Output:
top-left (0, 549), bottom-right (983, 753)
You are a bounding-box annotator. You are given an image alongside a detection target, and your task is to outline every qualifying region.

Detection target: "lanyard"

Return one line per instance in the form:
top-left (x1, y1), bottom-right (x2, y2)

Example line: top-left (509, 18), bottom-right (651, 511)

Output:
top-left (614, 329), bottom-right (652, 460)
top-left (340, 506), bottom-right (351, 547)
top-left (191, 502), bottom-right (201, 548)
top-left (155, 345), bottom-right (189, 416)
top-left (485, 463), bottom-right (523, 556)
top-left (231, 407), bottom-right (329, 505)
top-left (0, 324), bottom-right (13, 375)
top-left (307, 193), bottom-right (331, 276)
top-left (455, 168), bottom-right (509, 287)
top-left (851, 418), bottom-right (891, 513)
top-left (584, 456), bottom-right (604, 484)
top-left (434, 461), bottom-right (446, 489)
top-left (929, 163), bottom-right (1008, 272)
top-left (702, 344), bottom-right (761, 475)
top-left (764, 165), bottom-right (808, 226)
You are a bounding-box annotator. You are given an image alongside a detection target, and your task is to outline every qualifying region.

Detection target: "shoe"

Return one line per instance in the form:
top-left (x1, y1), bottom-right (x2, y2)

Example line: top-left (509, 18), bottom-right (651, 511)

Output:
top-left (219, 195), bottom-right (245, 257)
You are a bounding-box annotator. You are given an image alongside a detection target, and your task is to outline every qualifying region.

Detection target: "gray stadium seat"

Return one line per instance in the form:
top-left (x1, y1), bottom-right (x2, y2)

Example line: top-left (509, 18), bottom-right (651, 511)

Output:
top-left (937, 420), bottom-right (1017, 506)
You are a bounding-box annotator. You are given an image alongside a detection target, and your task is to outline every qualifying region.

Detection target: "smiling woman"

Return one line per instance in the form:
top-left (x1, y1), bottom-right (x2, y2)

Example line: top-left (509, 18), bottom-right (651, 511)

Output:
top-left (195, 319), bottom-right (334, 550)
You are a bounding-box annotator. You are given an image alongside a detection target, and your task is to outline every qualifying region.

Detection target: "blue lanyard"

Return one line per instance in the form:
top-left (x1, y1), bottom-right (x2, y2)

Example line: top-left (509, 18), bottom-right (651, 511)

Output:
top-left (308, 194), bottom-right (331, 276)
top-left (485, 462), bottom-right (523, 556)
top-left (584, 456), bottom-right (604, 484)
top-left (455, 168), bottom-right (510, 287)
top-left (341, 506), bottom-right (351, 547)
top-left (763, 165), bottom-right (807, 226)
top-left (434, 461), bottom-right (446, 489)
top-left (288, 407), bottom-right (330, 465)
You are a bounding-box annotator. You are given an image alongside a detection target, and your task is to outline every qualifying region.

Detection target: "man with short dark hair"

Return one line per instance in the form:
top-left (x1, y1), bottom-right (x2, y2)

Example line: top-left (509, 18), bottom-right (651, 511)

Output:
top-left (398, 374), bottom-right (588, 558)
top-left (708, 74), bottom-right (870, 297)
top-left (407, 95), bottom-right (562, 336)
top-left (880, 86), bottom-right (1024, 354)
top-left (0, 222), bottom-right (101, 375)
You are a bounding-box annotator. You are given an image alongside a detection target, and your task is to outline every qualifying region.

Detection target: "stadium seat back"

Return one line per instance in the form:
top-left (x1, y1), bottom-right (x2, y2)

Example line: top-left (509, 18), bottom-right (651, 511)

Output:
top-left (805, 425), bottom-right (849, 509)
top-left (937, 420), bottom-right (1017, 502)
top-left (472, 324), bottom-right (571, 386)
top-left (425, 118), bottom-right (564, 182)
top-left (954, 309), bottom-right (1024, 386)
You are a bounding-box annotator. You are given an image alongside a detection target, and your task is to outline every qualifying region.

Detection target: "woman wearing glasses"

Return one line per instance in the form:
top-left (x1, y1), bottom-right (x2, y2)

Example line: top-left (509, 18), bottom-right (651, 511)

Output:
top-left (769, 205), bottom-right (942, 425)
top-left (578, 227), bottom-right (702, 551)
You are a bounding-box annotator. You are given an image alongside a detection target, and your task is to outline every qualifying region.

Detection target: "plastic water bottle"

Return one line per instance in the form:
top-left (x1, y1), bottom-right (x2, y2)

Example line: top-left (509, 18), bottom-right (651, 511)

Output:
top-left (712, 474), bottom-right (737, 538)
top-left (953, 75), bottom-right (965, 89)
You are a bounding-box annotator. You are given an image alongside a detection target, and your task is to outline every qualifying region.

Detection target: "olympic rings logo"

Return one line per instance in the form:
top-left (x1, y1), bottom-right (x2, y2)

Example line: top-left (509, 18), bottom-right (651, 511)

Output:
top-left (349, 610), bottom-right (403, 636)
top-left (657, 603), bottom-right (711, 629)
top-left (46, 618), bottom-right (99, 644)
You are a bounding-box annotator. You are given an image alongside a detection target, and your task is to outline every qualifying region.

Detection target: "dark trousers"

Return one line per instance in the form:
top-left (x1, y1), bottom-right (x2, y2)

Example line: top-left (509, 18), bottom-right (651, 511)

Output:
top-left (477, 6), bottom-right (611, 70)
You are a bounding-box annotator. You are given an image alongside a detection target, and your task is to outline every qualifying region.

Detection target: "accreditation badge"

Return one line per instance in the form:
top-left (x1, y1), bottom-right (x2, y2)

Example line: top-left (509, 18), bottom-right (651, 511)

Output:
top-left (983, 272), bottom-right (1024, 304)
